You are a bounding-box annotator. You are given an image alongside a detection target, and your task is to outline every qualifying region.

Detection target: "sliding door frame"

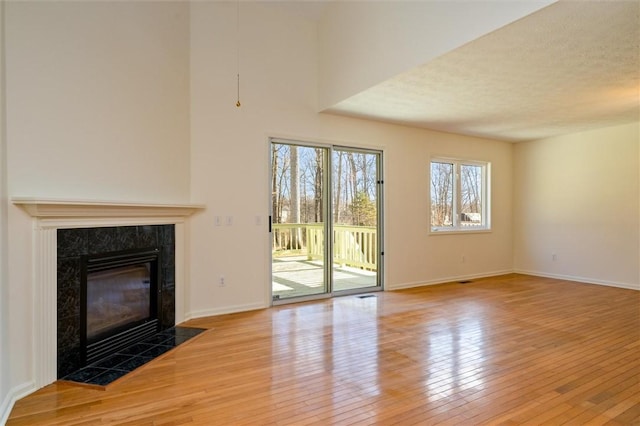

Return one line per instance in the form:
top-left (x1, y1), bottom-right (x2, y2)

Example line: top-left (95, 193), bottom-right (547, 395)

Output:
top-left (269, 137), bottom-right (384, 305)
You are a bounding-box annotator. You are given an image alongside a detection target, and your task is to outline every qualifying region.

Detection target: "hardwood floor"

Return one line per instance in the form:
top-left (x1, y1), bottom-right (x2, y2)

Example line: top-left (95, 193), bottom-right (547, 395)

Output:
top-left (8, 274), bottom-right (640, 425)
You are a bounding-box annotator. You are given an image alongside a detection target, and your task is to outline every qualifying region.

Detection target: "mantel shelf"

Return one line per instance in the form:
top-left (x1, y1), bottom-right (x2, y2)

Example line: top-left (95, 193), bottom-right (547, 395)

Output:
top-left (12, 197), bottom-right (205, 218)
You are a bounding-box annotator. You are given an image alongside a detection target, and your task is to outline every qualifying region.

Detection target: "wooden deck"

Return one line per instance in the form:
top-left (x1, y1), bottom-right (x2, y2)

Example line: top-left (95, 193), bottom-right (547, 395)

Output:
top-left (7, 274), bottom-right (640, 425)
top-left (272, 256), bottom-right (378, 299)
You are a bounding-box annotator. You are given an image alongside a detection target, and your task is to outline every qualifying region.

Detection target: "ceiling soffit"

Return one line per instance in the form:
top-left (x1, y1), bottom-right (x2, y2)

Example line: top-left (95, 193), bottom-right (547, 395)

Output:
top-left (325, 1), bottom-right (640, 142)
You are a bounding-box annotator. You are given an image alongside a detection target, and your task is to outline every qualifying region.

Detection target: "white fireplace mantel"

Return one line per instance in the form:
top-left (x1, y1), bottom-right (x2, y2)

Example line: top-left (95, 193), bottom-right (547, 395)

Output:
top-left (12, 197), bottom-right (205, 390)
top-left (12, 197), bottom-right (205, 219)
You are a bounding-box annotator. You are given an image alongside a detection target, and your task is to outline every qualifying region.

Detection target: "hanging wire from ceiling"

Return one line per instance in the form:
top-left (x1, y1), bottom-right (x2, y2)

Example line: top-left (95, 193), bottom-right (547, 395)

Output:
top-left (235, 0), bottom-right (241, 108)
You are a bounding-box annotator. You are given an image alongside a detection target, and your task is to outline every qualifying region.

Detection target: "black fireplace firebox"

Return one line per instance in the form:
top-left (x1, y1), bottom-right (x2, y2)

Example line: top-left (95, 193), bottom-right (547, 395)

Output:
top-left (81, 248), bottom-right (162, 366)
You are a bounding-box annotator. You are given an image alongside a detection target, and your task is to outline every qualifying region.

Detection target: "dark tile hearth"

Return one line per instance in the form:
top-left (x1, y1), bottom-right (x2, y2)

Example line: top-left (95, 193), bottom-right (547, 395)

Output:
top-left (61, 326), bottom-right (205, 387)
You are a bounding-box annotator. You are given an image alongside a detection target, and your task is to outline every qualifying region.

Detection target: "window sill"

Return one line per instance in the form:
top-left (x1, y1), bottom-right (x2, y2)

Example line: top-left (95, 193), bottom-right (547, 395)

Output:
top-left (429, 228), bottom-right (492, 236)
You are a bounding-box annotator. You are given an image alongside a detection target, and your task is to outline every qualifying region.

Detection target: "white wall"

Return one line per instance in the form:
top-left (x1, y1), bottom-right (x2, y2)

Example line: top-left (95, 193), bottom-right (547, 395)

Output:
top-left (188, 2), bottom-right (514, 318)
top-left (0, 1), bottom-right (10, 422)
top-left (5, 1), bottom-right (191, 203)
top-left (189, 1), bottom-right (321, 316)
top-left (2, 1), bottom-right (191, 420)
top-left (318, 0), bottom-right (554, 110)
top-left (513, 122), bottom-right (640, 289)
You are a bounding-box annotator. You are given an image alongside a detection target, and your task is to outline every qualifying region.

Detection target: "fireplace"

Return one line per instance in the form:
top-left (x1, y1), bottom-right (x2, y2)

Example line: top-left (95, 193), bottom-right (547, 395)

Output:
top-left (57, 224), bottom-right (176, 378)
top-left (12, 198), bottom-right (203, 389)
top-left (81, 248), bottom-right (162, 365)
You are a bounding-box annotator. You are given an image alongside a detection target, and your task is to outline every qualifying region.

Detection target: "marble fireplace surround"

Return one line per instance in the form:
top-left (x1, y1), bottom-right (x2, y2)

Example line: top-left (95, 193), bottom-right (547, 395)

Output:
top-left (12, 198), bottom-right (204, 389)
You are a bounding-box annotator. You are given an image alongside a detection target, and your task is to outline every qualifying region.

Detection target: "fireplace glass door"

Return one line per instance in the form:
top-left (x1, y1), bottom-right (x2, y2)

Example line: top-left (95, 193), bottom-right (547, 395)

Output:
top-left (86, 263), bottom-right (152, 341)
top-left (81, 247), bottom-right (161, 366)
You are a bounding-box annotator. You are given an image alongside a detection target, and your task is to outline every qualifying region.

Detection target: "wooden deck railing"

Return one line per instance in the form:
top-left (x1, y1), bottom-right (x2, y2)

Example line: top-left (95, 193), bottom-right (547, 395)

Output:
top-left (272, 223), bottom-right (377, 271)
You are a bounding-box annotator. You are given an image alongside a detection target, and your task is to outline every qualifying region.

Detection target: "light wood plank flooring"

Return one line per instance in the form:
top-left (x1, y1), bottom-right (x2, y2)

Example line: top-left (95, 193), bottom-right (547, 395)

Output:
top-left (8, 274), bottom-right (640, 425)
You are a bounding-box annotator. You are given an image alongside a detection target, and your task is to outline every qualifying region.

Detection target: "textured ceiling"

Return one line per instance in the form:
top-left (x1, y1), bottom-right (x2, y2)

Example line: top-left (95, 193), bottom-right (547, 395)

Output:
top-left (324, 1), bottom-right (640, 142)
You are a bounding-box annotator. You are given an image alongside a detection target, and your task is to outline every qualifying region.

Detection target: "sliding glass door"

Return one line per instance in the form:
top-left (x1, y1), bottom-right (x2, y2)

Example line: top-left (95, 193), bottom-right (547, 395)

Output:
top-left (271, 139), bottom-right (382, 302)
top-left (271, 142), bottom-right (329, 300)
top-left (331, 148), bottom-right (381, 294)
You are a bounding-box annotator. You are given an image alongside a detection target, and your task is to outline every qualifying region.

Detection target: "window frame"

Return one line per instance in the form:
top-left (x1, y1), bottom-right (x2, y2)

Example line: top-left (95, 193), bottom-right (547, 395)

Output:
top-left (429, 156), bottom-right (491, 234)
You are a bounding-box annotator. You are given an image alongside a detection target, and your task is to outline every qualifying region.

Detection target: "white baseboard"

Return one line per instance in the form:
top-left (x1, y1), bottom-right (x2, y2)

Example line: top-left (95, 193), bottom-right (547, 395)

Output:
top-left (514, 269), bottom-right (640, 291)
top-left (183, 301), bottom-right (268, 321)
top-left (0, 381), bottom-right (36, 426)
top-left (388, 269), bottom-right (515, 290)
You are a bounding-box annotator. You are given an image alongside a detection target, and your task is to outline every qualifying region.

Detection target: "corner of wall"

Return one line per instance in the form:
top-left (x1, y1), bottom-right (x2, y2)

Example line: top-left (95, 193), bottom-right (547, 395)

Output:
top-left (0, 0), bottom-right (13, 421)
top-left (511, 123), bottom-right (639, 287)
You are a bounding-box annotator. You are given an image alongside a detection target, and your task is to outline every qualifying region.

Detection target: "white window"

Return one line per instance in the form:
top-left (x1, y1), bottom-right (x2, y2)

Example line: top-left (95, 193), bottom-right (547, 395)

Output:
top-left (430, 158), bottom-right (490, 232)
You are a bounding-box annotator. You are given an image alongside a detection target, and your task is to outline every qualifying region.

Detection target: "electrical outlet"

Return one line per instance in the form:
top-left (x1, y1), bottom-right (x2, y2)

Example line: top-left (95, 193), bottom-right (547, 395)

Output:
top-left (219, 275), bottom-right (225, 287)
top-left (461, 254), bottom-right (466, 263)
top-left (552, 253), bottom-right (557, 261)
